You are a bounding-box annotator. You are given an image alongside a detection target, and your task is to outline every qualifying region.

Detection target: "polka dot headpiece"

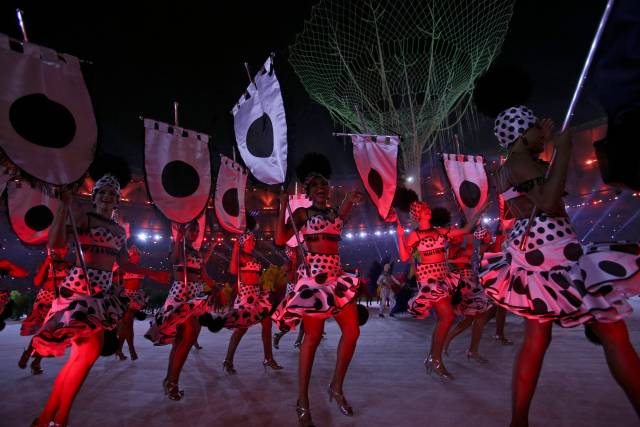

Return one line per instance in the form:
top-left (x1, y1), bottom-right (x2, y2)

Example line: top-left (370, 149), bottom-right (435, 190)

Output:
top-left (239, 231), bottom-right (256, 245)
top-left (92, 174), bottom-right (121, 200)
top-left (494, 105), bottom-right (538, 149)
top-left (473, 226), bottom-right (490, 241)
top-left (410, 201), bottom-right (429, 222)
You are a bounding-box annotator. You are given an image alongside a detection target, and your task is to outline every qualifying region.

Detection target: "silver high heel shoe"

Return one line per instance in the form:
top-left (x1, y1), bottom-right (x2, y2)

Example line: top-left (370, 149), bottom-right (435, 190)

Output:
top-left (424, 354), bottom-right (454, 380)
top-left (263, 358), bottom-right (284, 370)
top-left (222, 359), bottom-right (237, 374)
top-left (296, 401), bottom-right (315, 427)
top-left (327, 386), bottom-right (354, 416)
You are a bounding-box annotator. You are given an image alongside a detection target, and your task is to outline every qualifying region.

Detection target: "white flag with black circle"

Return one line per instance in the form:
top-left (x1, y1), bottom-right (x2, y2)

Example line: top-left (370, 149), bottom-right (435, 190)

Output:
top-left (0, 34), bottom-right (96, 185)
top-left (214, 156), bottom-right (247, 234)
top-left (352, 135), bottom-right (399, 219)
top-left (144, 118), bottom-right (211, 224)
top-left (442, 154), bottom-right (489, 223)
top-left (7, 181), bottom-right (61, 245)
top-left (285, 194), bottom-right (312, 247)
top-left (233, 55), bottom-right (287, 185)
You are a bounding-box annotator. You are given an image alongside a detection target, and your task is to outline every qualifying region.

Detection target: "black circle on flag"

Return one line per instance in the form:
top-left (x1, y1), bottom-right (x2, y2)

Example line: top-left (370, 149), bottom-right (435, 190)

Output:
top-left (24, 205), bottom-right (54, 231)
top-left (459, 180), bottom-right (481, 208)
top-left (367, 169), bottom-right (384, 199)
top-left (9, 94), bottom-right (76, 148)
top-left (161, 161), bottom-right (200, 198)
top-left (246, 113), bottom-right (274, 158)
top-left (222, 188), bottom-right (239, 217)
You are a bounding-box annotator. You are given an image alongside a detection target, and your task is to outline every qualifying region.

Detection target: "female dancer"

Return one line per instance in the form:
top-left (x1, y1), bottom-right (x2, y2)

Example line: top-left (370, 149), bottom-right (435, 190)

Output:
top-left (441, 219), bottom-right (493, 363)
top-left (273, 245), bottom-right (304, 349)
top-left (31, 157), bottom-right (167, 427)
top-left (481, 106), bottom-right (640, 426)
top-left (145, 220), bottom-right (221, 400)
top-left (19, 247), bottom-right (72, 374)
top-left (223, 230), bottom-right (282, 373)
top-left (272, 152), bottom-right (363, 426)
top-left (395, 196), bottom-right (486, 380)
top-left (115, 240), bottom-right (147, 361)
top-left (0, 258), bottom-right (30, 331)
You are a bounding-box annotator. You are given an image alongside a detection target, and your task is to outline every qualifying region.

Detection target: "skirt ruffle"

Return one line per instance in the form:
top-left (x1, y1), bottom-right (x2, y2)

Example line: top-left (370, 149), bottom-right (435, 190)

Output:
top-left (408, 261), bottom-right (460, 319)
top-left (32, 267), bottom-right (125, 357)
top-left (480, 216), bottom-right (640, 327)
top-left (122, 288), bottom-right (147, 311)
top-left (453, 268), bottom-right (492, 316)
top-left (145, 281), bottom-right (209, 345)
top-left (20, 288), bottom-right (55, 336)
top-left (272, 253), bottom-right (359, 331)
top-left (224, 283), bottom-right (272, 329)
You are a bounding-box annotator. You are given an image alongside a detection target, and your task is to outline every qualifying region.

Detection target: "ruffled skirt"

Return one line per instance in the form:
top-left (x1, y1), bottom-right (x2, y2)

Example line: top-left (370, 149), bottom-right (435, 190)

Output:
top-left (20, 288), bottom-right (56, 336)
top-left (224, 283), bottom-right (272, 329)
top-left (453, 268), bottom-right (492, 316)
top-left (408, 261), bottom-right (460, 319)
top-left (32, 267), bottom-right (125, 357)
top-left (272, 253), bottom-right (359, 331)
top-left (480, 216), bottom-right (640, 327)
top-left (145, 280), bottom-right (209, 345)
top-left (122, 288), bottom-right (147, 311)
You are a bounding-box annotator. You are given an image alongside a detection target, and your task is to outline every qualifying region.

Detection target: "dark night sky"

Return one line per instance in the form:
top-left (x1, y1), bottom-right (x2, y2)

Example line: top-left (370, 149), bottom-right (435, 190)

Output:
top-left (1, 0), bottom-right (610, 179)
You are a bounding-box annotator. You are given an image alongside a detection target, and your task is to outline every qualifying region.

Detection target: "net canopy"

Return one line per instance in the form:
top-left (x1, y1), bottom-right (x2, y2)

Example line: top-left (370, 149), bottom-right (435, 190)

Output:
top-left (290, 0), bottom-right (515, 191)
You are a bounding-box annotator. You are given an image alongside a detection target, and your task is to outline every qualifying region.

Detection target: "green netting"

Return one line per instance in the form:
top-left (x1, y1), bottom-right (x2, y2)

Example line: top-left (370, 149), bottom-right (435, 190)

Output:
top-left (290, 0), bottom-right (515, 181)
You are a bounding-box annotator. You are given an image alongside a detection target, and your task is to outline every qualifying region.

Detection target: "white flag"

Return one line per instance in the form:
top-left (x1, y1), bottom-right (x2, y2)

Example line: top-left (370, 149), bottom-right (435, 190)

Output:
top-left (442, 154), bottom-right (489, 223)
top-left (233, 55), bottom-right (287, 185)
top-left (215, 156), bottom-right (247, 233)
top-left (7, 181), bottom-right (61, 245)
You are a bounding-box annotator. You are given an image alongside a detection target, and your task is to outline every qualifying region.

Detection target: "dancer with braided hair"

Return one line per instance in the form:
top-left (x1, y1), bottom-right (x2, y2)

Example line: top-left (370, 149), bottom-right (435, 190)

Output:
top-left (272, 152), bottom-right (364, 426)
top-left (223, 229), bottom-right (282, 373)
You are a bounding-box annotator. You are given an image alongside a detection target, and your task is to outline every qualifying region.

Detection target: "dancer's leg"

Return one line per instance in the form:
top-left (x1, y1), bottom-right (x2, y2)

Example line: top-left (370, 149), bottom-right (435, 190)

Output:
top-left (330, 303), bottom-right (360, 394)
top-left (443, 316), bottom-right (474, 354)
top-left (430, 298), bottom-right (456, 363)
top-left (166, 317), bottom-right (198, 384)
top-left (298, 316), bottom-right (325, 409)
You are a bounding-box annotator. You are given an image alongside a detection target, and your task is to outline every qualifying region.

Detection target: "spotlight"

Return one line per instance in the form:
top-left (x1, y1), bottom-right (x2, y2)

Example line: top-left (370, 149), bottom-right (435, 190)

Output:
top-left (359, 231), bottom-right (367, 238)
top-left (154, 234), bottom-right (162, 240)
top-left (482, 217), bottom-right (490, 224)
top-left (388, 229), bottom-right (396, 235)
top-left (346, 232), bottom-right (354, 239)
top-left (137, 233), bottom-right (148, 241)
top-left (405, 176), bottom-right (414, 183)
top-left (374, 230), bottom-right (382, 236)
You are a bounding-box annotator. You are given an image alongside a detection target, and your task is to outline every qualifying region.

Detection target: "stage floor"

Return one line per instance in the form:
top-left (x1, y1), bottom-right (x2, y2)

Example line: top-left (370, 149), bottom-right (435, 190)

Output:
top-left (2, 300), bottom-right (639, 427)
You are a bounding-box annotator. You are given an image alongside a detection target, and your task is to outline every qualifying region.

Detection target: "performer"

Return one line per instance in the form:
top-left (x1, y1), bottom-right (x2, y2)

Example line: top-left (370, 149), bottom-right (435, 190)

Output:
top-left (481, 105), bottom-right (640, 425)
top-left (395, 193), bottom-right (486, 380)
top-left (377, 262), bottom-right (399, 318)
top-left (223, 230), bottom-right (282, 373)
top-left (0, 258), bottom-right (30, 331)
top-left (19, 247), bottom-right (72, 374)
top-left (487, 221), bottom-right (513, 345)
top-left (442, 220), bottom-right (494, 363)
top-left (272, 152), bottom-right (364, 426)
top-left (31, 156), bottom-right (167, 427)
top-left (145, 220), bottom-right (221, 400)
top-left (273, 245), bottom-right (304, 349)
top-left (115, 240), bottom-right (148, 361)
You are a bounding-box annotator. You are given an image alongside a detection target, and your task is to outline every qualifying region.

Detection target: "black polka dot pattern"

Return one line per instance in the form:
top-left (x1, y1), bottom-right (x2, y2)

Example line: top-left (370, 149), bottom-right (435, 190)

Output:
top-left (407, 262), bottom-right (459, 319)
top-left (145, 279), bottom-right (209, 345)
top-left (493, 105), bottom-right (537, 148)
top-left (20, 288), bottom-right (57, 336)
top-left (453, 268), bottom-right (492, 316)
top-left (31, 267), bottom-right (126, 357)
top-left (122, 289), bottom-right (148, 311)
top-left (272, 253), bottom-right (359, 331)
top-left (480, 216), bottom-right (640, 327)
top-left (224, 282), bottom-right (272, 329)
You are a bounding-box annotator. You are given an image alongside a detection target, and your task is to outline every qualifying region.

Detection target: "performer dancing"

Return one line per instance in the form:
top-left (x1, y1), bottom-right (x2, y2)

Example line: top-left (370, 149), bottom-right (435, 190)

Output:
top-left (115, 240), bottom-right (147, 361)
top-left (223, 230), bottom-right (282, 373)
top-left (19, 248), bottom-right (72, 374)
top-left (377, 262), bottom-right (399, 318)
top-left (272, 152), bottom-right (363, 426)
top-left (395, 194), bottom-right (486, 380)
top-left (31, 156), bottom-right (167, 427)
top-left (442, 220), bottom-right (494, 363)
top-left (145, 220), bottom-right (221, 400)
top-left (273, 245), bottom-right (305, 349)
top-left (0, 258), bottom-right (30, 331)
top-left (481, 105), bottom-right (640, 425)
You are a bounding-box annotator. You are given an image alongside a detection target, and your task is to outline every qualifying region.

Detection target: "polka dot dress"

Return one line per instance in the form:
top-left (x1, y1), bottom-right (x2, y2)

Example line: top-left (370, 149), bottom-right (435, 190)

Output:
top-left (145, 280), bottom-right (209, 345)
top-left (224, 282), bottom-right (272, 329)
top-left (452, 268), bottom-right (492, 316)
top-left (480, 216), bottom-right (640, 327)
top-left (32, 266), bottom-right (126, 357)
top-left (408, 261), bottom-right (460, 319)
top-left (20, 289), bottom-right (56, 336)
top-left (122, 288), bottom-right (148, 311)
top-left (272, 253), bottom-right (359, 331)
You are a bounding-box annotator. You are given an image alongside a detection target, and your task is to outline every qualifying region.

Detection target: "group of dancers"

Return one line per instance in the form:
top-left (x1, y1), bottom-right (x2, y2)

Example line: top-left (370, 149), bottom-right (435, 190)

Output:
top-left (0, 102), bottom-right (639, 427)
